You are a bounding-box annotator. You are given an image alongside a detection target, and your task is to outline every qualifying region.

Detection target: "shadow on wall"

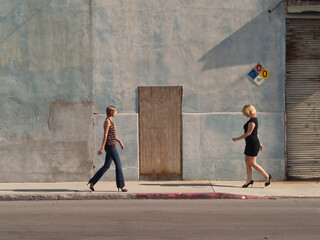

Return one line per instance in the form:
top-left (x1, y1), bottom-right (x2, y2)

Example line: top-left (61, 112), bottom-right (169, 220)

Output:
top-left (198, 8), bottom-right (283, 71)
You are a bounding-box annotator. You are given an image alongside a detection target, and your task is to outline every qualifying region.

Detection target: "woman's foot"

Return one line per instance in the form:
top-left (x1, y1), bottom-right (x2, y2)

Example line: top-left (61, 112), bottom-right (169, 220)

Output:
top-left (265, 174), bottom-right (272, 187)
top-left (242, 180), bottom-right (254, 188)
top-left (87, 182), bottom-right (95, 191)
top-left (118, 187), bottom-right (128, 192)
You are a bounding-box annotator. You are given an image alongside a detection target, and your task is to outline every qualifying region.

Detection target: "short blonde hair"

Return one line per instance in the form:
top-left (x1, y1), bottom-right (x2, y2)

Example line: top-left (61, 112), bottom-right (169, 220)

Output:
top-left (242, 104), bottom-right (257, 118)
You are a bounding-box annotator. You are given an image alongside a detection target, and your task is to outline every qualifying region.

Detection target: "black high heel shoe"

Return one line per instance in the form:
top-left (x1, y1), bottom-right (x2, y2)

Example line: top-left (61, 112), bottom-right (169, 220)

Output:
top-left (87, 182), bottom-right (95, 191)
top-left (242, 180), bottom-right (254, 188)
top-left (118, 187), bottom-right (128, 192)
top-left (265, 174), bottom-right (272, 187)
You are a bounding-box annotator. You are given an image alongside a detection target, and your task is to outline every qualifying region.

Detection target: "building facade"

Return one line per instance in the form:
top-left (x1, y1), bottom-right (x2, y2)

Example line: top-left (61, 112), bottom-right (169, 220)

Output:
top-left (0, 0), bottom-right (319, 182)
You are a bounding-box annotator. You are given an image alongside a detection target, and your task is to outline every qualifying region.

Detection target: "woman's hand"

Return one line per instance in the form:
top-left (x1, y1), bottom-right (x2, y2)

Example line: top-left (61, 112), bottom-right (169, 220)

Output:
top-left (97, 148), bottom-right (104, 155)
top-left (260, 144), bottom-right (263, 151)
top-left (232, 138), bottom-right (238, 142)
top-left (116, 137), bottom-right (125, 150)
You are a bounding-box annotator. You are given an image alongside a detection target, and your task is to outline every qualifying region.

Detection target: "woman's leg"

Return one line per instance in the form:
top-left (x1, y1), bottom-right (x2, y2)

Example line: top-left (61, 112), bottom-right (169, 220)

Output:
top-left (244, 155), bottom-right (253, 183)
top-left (89, 150), bottom-right (112, 185)
top-left (247, 156), bottom-right (268, 181)
top-left (109, 148), bottom-right (125, 189)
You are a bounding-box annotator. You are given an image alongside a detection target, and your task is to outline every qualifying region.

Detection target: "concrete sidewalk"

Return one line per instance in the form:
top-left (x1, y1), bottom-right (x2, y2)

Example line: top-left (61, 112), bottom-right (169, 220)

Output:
top-left (0, 180), bottom-right (319, 201)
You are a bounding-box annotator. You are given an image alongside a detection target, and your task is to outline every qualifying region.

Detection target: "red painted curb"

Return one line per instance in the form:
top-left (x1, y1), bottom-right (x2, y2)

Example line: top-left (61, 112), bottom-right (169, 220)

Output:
top-left (133, 192), bottom-right (320, 200)
top-left (134, 192), bottom-right (254, 199)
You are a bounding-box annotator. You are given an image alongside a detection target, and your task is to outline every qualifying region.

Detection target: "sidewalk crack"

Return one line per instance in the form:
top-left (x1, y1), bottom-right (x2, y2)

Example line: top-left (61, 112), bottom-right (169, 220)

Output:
top-left (210, 180), bottom-right (215, 193)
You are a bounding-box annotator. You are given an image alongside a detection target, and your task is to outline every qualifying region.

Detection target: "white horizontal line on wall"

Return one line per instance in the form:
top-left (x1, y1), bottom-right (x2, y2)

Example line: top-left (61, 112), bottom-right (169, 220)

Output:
top-left (93, 113), bottom-right (137, 116)
top-left (183, 112), bottom-right (283, 115)
top-left (94, 112), bottom-right (283, 116)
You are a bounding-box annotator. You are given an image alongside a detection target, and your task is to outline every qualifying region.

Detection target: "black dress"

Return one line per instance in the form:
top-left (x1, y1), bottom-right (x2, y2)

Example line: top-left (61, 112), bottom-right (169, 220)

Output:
top-left (243, 117), bottom-right (260, 157)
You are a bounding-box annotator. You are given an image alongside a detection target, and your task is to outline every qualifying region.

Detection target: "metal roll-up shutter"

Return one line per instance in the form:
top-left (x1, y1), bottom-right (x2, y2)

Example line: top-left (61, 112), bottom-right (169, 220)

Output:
top-left (286, 18), bottom-right (320, 180)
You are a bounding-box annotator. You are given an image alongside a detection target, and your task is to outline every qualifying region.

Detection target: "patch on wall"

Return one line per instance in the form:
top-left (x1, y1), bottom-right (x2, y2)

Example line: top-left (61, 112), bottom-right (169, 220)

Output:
top-left (0, 101), bottom-right (94, 182)
top-left (248, 62), bottom-right (270, 86)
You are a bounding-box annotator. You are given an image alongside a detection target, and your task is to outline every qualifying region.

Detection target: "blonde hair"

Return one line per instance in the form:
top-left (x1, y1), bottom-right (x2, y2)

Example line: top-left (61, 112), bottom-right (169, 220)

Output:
top-left (106, 106), bottom-right (116, 117)
top-left (106, 106), bottom-right (117, 130)
top-left (242, 104), bottom-right (257, 118)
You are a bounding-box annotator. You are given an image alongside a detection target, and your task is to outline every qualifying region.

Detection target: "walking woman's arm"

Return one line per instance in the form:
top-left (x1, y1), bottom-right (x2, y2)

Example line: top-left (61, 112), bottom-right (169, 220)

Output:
top-left (98, 119), bottom-right (110, 155)
top-left (116, 137), bottom-right (124, 150)
top-left (258, 136), bottom-right (263, 151)
top-left (232, 122), bottom-right (255, 142)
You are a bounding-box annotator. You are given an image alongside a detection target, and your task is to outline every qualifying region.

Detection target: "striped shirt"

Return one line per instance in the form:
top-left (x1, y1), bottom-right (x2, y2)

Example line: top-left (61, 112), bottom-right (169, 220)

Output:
top-left (106, 119), bottom-right (116, 148)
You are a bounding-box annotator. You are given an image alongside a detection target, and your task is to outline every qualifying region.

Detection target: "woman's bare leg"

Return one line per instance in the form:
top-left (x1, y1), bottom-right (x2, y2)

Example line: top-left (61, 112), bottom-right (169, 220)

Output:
top-left (247, 156), bottom-right (268, 181)
top-left (244, 155), bottom-right (253, 184)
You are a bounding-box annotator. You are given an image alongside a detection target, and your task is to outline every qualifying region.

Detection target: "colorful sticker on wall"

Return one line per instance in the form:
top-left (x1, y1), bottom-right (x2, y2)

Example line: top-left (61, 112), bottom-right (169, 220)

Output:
top-left (248, 62), bottom-right (270, 86)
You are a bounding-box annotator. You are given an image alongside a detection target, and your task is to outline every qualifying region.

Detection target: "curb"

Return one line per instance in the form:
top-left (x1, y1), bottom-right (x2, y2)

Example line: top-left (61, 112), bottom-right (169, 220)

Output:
top-left (134, 193), bottom-right (245, 199)
top-left (0, 193), bottom-right (135, 201)
top-left (1, 192), bottom-right (320, 201)
top-left (133, 192), bottom-right (320, 200)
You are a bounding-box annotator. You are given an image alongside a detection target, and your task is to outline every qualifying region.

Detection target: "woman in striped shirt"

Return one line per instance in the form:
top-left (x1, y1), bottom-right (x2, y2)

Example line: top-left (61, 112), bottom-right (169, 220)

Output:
top-left (88, 106), bottom-right (128, 192)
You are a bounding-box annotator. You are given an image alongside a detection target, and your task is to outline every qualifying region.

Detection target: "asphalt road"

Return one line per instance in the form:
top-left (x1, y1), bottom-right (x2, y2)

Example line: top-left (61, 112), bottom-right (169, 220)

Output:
top-left (0, 199), bottom-right (319, 240)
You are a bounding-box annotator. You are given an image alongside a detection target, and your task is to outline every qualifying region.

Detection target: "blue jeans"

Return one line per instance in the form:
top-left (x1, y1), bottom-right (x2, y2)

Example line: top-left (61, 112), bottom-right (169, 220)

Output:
top-left (89, 147), bottom-right (125, 189)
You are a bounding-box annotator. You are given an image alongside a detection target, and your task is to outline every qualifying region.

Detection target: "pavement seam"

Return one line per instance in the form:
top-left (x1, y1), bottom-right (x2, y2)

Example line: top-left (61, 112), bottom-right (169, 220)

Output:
top-left (209, 180), bottom-right (216, 193)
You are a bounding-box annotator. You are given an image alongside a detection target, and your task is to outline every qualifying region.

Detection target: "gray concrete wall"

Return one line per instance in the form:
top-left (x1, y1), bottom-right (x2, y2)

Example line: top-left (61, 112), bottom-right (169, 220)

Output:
top-left (93, 0), bottom-right (286, 181)
top-left (0, 0), bottom-right (93, 182)
top-left (0, 0), bottom-right (286, 182)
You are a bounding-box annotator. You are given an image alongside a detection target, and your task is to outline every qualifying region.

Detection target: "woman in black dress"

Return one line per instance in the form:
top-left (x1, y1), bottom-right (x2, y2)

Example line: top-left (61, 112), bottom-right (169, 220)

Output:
top-left (232, 104), bottom-right (271, 188)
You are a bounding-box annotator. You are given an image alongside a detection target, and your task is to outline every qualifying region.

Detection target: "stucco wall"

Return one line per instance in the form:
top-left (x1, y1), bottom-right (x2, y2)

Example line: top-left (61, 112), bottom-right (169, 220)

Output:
top-left (0, 0), bottom-right (286, 182)
top-left (93, 0), bottom-right (286, 181)
top-left (0, 0), bottom-right (93, 182)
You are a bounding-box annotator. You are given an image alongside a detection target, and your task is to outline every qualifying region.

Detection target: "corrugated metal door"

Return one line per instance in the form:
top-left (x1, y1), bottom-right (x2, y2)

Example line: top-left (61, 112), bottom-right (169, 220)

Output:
top-left (138, 86), bottom-right (182, 180)
top-left (286, 18), bottom-right (320, 180)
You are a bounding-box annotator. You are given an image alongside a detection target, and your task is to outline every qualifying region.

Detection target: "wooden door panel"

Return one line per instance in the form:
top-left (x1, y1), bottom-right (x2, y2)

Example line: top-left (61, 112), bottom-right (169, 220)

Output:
top-left (139, 86), bottom-right (182, 180)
